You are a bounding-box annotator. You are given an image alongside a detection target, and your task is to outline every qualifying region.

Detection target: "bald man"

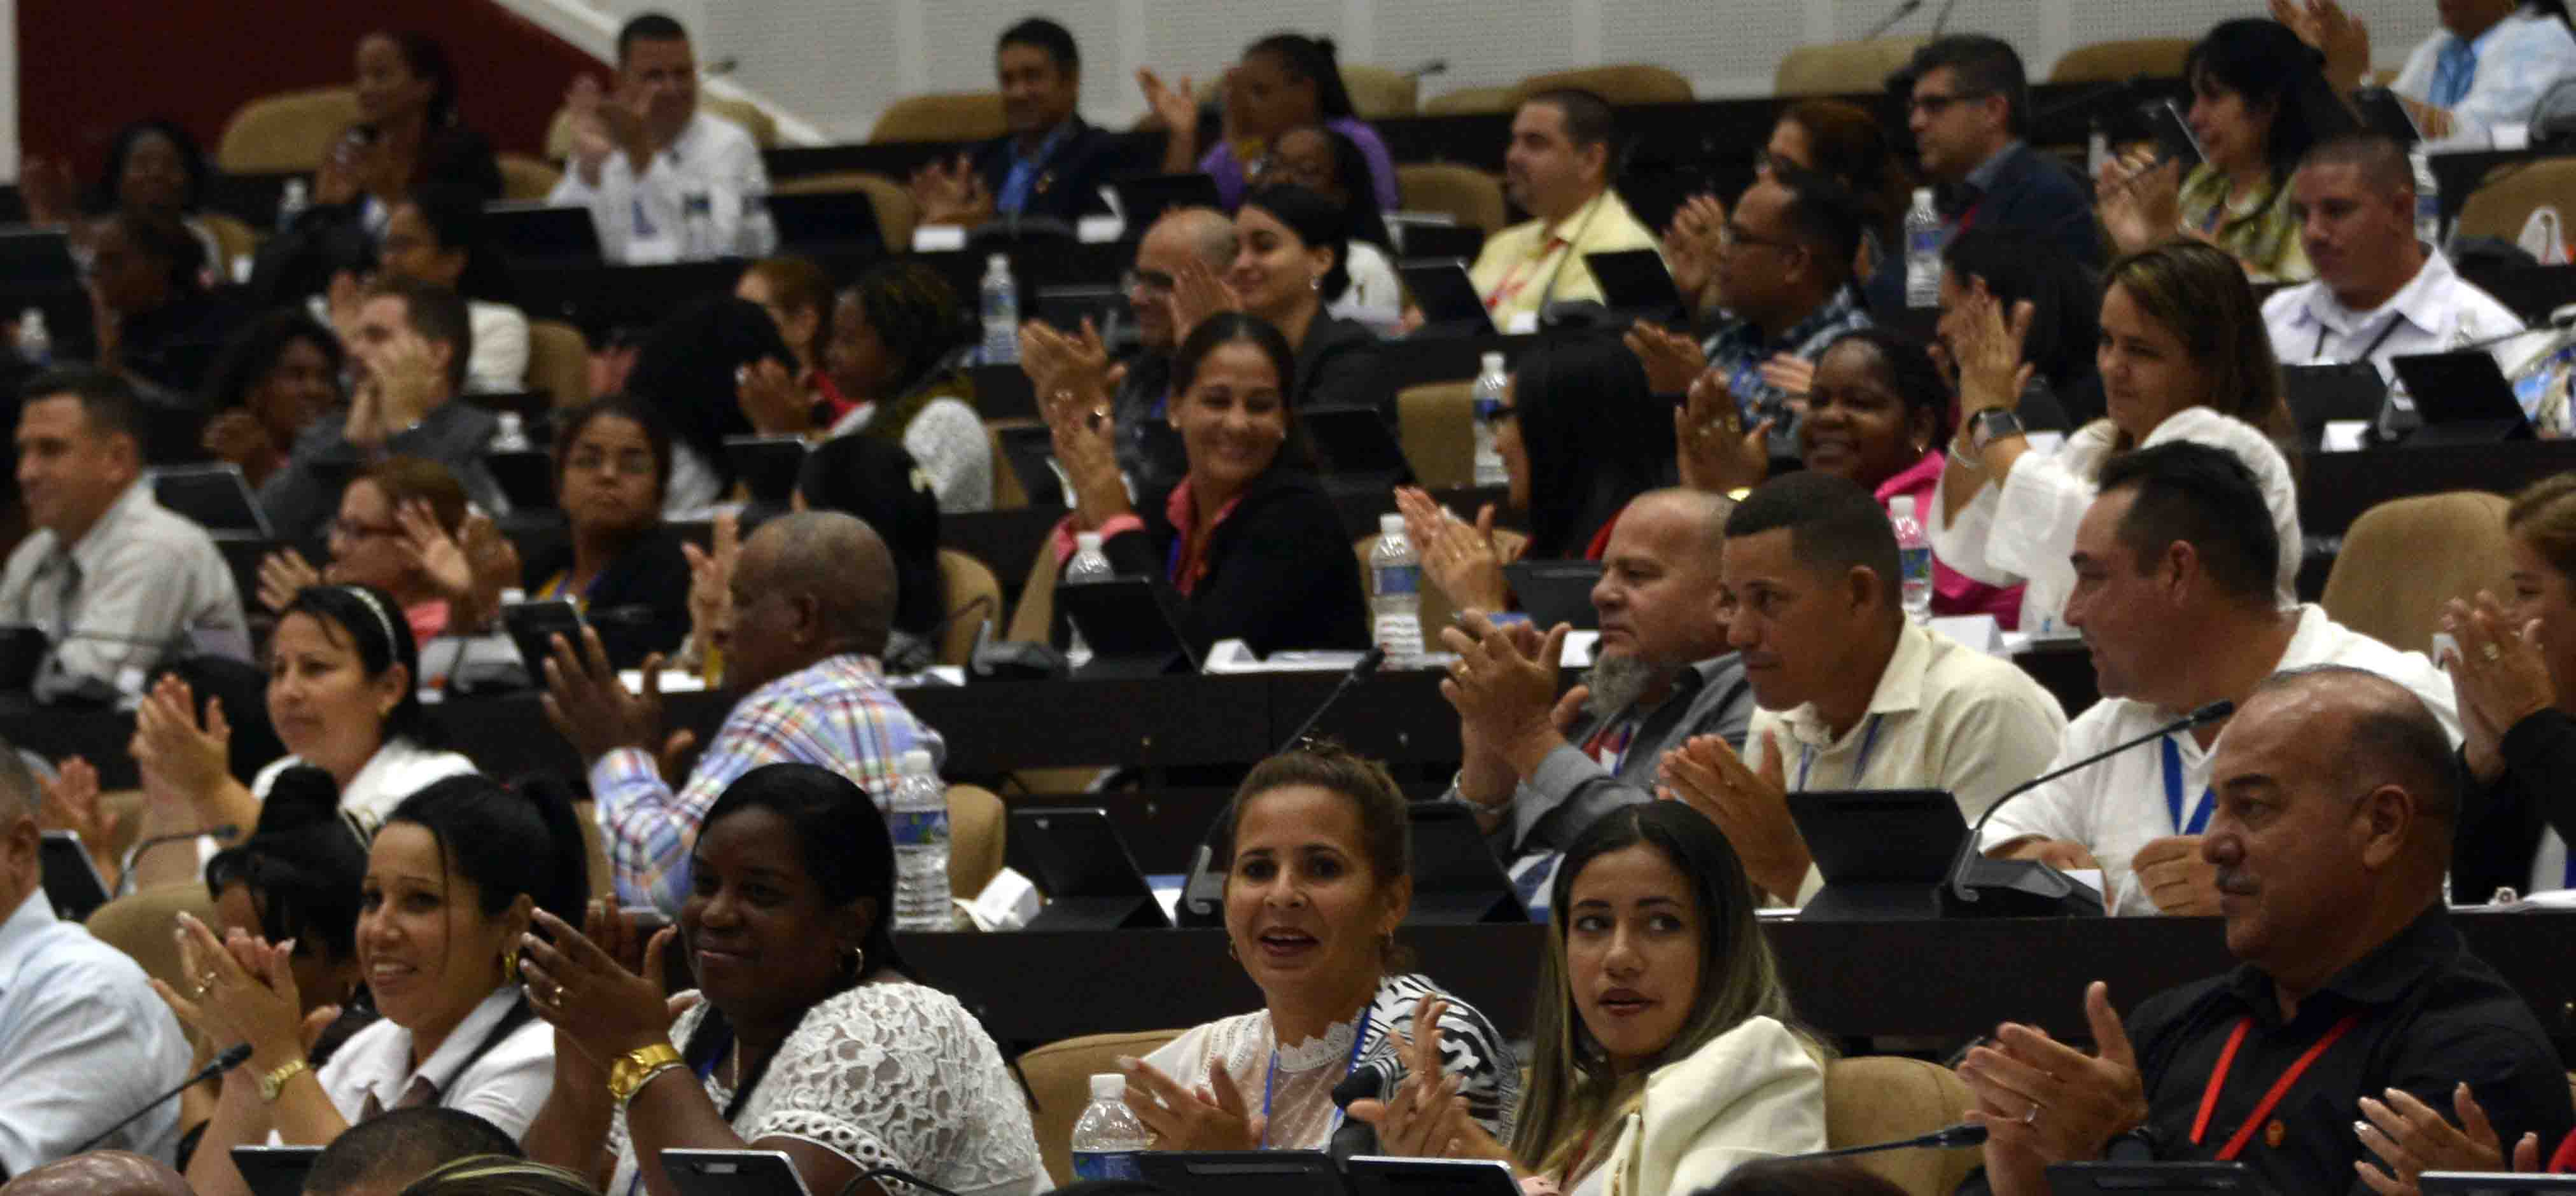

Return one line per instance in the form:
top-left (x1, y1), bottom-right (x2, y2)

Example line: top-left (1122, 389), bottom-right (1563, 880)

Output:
top-left (543, 511), bottom-right (946, 915)
top-left (1441, 489), bottom-right (1754, 886)
top-left (1955, 667), bottom-right (2573, 1196)
top-left (1112, 205), bottom-right (1238, 492)
top-left (0, 1151), bottom-right (190, 1196)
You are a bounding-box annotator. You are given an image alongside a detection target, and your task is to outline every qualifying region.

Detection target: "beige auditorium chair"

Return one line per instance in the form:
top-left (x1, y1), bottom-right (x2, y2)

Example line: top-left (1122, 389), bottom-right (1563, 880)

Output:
top-left (1422, 87), bottom-right (1516, 116)
top-left (869, 92), bottom-right (1008, 144)
top-left (1019, 1029), bottom-right (1187, 1183)
top-left (1398, 380), bottom-right (1478, 489)
top-left (1824, 1057), bottom-right (1982, 1195)
top-left (1341, 63), bottom-right (1420, 119)
top-left (2320, 492), bottom-right (2516, 654)
top-left (771, 171), bottom-right (919, 251)
top-left (524, 319), bottom-right (592, 409)
top-left (935, 549), bottom-right (1004, 667)
top-left (2047, 38), bottom-right (2194, 84)
top-left (946, 784), bottom-right (1005, 898)
top-left (1396, 164), bottom-right (1509, 238)
top-left (1775, 37), bottom-right (1930, 98)
top-left (498, 153), bottom-right (563, 202)
top-left (217, 87), bottom-right (362, 174)
top-left (87, 883), bottom-right (219, 998)
top-left (2454, 158), bottom-right (2576, 244)
top-left (1515, 64), bottom-right (1693, 107)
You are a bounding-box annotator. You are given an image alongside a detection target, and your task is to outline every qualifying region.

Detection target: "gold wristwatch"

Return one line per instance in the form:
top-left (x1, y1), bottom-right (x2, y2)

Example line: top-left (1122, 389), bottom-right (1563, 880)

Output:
top-left (257, 1058), bottom-right (310, 1102)
top-left (608, 1043), bottom-right (685, 1104)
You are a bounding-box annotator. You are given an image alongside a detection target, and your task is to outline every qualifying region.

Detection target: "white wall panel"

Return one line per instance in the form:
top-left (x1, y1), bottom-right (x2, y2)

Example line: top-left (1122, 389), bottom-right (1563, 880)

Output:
top-left (1375, 0), bottom-right (1571, 95)
top-left (1606, 0), bottom-right (1809, 95)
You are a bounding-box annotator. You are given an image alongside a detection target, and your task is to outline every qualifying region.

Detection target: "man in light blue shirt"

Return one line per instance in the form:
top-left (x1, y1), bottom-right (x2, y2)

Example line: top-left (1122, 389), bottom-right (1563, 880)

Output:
top-left (0, 741), bottom-right (191, 1174)
top-left (2390, 0), bottom-right (2576, 137)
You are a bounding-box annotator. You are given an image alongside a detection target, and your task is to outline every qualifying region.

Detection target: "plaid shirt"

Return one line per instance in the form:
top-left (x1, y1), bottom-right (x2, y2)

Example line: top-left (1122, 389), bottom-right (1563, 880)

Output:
top-left (590, 654), bottom-right (943, 914)
top-left (1701, 284), bottom-right (1872, 456)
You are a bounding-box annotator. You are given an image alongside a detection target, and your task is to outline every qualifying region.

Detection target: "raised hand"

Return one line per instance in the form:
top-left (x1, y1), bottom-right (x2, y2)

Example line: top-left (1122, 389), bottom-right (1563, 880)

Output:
top-left (1118, 1055), bottom-right (1264, 1152)
top-left (2129, 835), bottom-right (2220, 916)
top-left (542, 627), bottom-right (666, 766)
top-left (37, 756), bottom-right (122, 886)
top-left (457, 512), bottom-right (522, 632)
top-left (2357, 1082), bottom-right (2545, 1196)
top-left (2095, 150), bottom-right (2182, 256)
top-left (735, 357), bottom-right (811, 436)
top-left (1623, 320), bottom-right (1708, 396)
top-left (1043, 379), bottom-right (1133, 529)
top-left (2440, 592), bottom-right (2555, 784)
top-left (1345, 997), bottom-right (1497, 1160)
top-left (1022, 317), bottom-right (1117, 406)
top-left (1396, 489), bottom-right (1511, 614)
top-left (153, 911), bottom-right (309, 1073)
top-left (522, 905), bottom-right (678, 1066)
top-left (2270, 0), bottom-right (2371, 92)
top-left (18, 157), bottom-right (80, 226)
top-left (1658, 731), bottom-right (1806, 901)
top-left (1957, 982), bottom-right (2148, 1196)
top-left (1676, 369), bottom-right (1771, 494)
top-left (202, 410), bottom-right (288, 487)
top-left (909, 154), bottom-right (995, 228)
top-left (393, 497), bottom-right (473, 604)
top-left (1661, 193), bottom-right (1728, 308)
top-left (130, 675), bottom-right (232, 809)
top-left (257, 547), bottom-right (324, 615)
top-left (682, 513), bottom-right (739, 672)
top-left (1949, 277), bottom-right (2036, 422)
top-left (1166, 256), bottom-right (1241, 344)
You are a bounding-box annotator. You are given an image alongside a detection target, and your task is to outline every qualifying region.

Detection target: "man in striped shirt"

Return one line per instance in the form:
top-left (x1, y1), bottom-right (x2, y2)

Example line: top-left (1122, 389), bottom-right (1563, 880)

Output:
top-left (543, 510), bottom-right (943, 914)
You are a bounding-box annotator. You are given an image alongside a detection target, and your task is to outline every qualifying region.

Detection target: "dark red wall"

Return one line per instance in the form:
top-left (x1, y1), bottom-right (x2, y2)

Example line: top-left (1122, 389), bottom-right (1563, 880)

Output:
top-left (19, 0), bottom-right (602, 176)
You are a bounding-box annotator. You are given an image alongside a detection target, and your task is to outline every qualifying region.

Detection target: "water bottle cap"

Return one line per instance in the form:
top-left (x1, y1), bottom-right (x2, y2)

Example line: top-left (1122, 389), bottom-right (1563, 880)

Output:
top-left (1912, 186), bottom-right (1935, 206)
top-left (1480, 352), bottom-right (1505, 371)
top-left (1075, 531), bottom-right (1103, 551)
top-left (1890, 494), bottom-right (1915, 522)
top-left (900, 748), bottom-right (937, 774)
top-left (1379, 513), bottom-right (1406, 536)
top-left (18, 308), bottom-right (39, 325)
top-left (987, 253), bottom-right (1010, 270)
top-left (1089, 1073), bottom-right (1126, 1099)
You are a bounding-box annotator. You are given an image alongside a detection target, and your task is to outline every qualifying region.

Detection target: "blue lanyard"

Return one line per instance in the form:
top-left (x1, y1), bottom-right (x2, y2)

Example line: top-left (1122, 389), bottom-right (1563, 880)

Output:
top-left (1798, 714), bottom-right (1884, 791)
top-left (1259, 1014), bottom-right (1368, 1149)
top-left (2160, 736), bottom-right (2216, 835)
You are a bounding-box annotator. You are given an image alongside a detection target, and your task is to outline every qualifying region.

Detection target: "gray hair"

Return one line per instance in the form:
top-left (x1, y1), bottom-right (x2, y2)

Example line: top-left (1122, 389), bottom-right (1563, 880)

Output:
top-left (1156, 205), bottom-right (1240, 269)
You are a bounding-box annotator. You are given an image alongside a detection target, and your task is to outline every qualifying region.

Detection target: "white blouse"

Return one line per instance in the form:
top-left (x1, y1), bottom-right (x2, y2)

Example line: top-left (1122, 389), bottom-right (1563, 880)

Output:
top-left (827, 398), bottom-right (995, 514)
top-left (1570, 1017), bottom-right (1826, 1196)
top-left (606, 982), bottom-right (1046, 1196)
top-left (305, 987), bottom-right (554, 1139)
top-left (466, 300), bottom-right (533, 395)
top-left (1329, 240), bottom-right (1406, 336)
top-left (1928, 407), bottom-right (2302, 634)
top-left (252, 736), bottom-right (480, 832)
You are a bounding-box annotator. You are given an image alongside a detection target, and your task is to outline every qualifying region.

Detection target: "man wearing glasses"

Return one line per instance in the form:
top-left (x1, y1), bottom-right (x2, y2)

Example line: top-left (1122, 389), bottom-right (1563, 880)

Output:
top-left (1901, 35), bottom-right (2104, 269)
top-left (1109, 206), bottom-right (1238, 493)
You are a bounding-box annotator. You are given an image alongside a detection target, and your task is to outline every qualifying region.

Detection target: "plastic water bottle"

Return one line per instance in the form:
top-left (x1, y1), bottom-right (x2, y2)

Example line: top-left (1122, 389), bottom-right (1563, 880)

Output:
top-left (1903, 187), bottom-right (1943, 309)
top-left (1470, 352), bottom-right (1509, 487)
top-left (680, 193), bottom-right (715, 259)
top-left (1069, 1073), bottom-right (1151, 1181)
top-left (1062, 531), bottom-right (1116, 667)
top-left (1890, 495), bottom-right (1933, 625)
top-left (887, 749), bottom-right (953, 931)
top-left (1370, 513), bottom-right (1424, 659)
top-left (276, 178), bottom-right (310, 232)
top-left (488, 412), bottom-right (530, 453)
top-left (14, 309), bottom-right (50, 368)
top-left (2410, 150), bottom-right (2442, 251)
top-left (979, 253), bottom-right (1020, 365)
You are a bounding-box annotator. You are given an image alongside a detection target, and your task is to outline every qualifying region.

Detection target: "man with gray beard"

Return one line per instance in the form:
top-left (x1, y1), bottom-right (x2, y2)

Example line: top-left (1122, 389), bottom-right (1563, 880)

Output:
top-left (1440, 489), bottom-right (1753, 893)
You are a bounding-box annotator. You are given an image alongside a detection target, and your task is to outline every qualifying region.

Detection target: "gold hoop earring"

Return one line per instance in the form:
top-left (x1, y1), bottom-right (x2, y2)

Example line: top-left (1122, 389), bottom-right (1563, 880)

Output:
top-left (500, 947), bottom-right (521, 985)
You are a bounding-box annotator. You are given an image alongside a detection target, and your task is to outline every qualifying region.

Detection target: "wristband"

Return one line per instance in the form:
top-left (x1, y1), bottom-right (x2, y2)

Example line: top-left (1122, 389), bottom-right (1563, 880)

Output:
top-left (257, 1058), bottom-right (311, 1103)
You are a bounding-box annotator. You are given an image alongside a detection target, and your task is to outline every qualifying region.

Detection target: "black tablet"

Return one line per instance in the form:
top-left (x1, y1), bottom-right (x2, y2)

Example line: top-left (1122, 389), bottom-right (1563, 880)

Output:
top-left (1056, 576), bottom-right (1202, 679)
top-left (484, 202), bottom-right (605, 263)
top-left (2281, 362), bottom-right (2388, 448)
top-left (230, 1146), bottom-right (323, 1196)
top-left (2353, 87), bottom-right (2426, 147)
top-left (1406, 802), bottom-right (1525, 924)
top-left (1007, 807), bottom-right (1169, 929)
top-left (2046, 1162), bottom-right (2258, 1196)
top-left (661, 1149), bottom-right (815, 1196)
top-left (1584, 248), bottom-right (1687, 321)
top-left (1499, 560), bottom-right (1604, 631)
top-left (724, 435), bottom-right (811, 506)
top-left (1397, 260), bottom-right (1497, 337)
top-left (1787, 788), bottom-right (1973, 921)
top-left (151, 464), bottom-right (273, 538)
top-left (2419, 1174), bottom-right (2576, 1195)
top-left (1137, 1151), bottom-right (1349, 1196)
top-left (1345, 1157), bottom-right (1522, 1196)
top-left (767, 190), bottom-right (885, 254)
top-left (501, 599), bottom-right (587, 678)
top-left (1109, 173), bottom-right (1224, 229)
top-left (2139, 99), bottom-right (2206, 169)
top-left (40, 830), bottom-right (110, 922)
top-left (2394, 351), bottom-right (2533, 445)
top-left (484, 447), bottom-right (558, 511)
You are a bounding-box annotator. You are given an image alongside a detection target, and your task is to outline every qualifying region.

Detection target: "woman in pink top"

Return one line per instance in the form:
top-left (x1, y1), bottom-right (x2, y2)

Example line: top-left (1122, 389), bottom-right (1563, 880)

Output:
top-left (1684, 327), bottom-right (2022, 625)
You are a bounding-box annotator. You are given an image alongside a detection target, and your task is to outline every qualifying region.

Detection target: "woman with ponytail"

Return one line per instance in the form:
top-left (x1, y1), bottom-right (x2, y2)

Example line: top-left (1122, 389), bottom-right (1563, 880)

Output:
top-left (171, 772), bottom-right (587, 1196)
top-left (1140, 31), bottom-right (1401, 212)
top-left (521, 763), bottom-right (1046, 1196)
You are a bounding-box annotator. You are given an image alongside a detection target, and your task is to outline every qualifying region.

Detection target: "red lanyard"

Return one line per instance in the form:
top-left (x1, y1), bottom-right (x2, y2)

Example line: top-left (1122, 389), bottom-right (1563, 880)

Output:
top-left (2188, 1013), bottom-right (2362, 1161)
top-left (1486, 237), bottom-right (1567, 311)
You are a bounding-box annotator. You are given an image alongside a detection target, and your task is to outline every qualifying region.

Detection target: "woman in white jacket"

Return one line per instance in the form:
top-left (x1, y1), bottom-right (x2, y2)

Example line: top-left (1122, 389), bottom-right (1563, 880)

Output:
top-left (1353, 802), bottom-right (1827, 1196)
top-left (1931, 240), bottom-right (2302, 635)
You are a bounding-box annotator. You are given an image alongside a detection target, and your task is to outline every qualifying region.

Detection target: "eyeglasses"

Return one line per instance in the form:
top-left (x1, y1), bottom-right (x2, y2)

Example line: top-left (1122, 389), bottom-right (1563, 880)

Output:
top-left (329, 518), bottom-right (402, 543)
top-left (1473, 398), bottom-right (1516, 427)
top-left (1907, 90), bottom-right (1994, 117)
top-left (1717, 223), bottom-right (1800, 254)
top-left (1122, 270), bottom-right (1175, 296)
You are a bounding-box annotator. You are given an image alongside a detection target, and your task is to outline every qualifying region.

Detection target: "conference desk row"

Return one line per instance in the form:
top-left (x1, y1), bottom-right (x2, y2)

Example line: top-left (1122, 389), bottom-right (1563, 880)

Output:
top-left (905, 914), bottom-right (2576, 1058)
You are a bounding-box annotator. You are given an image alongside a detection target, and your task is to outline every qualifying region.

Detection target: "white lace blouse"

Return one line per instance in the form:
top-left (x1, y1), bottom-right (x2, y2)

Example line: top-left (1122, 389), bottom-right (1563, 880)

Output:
top-left (605, 982), bottom-right (1046, 1196)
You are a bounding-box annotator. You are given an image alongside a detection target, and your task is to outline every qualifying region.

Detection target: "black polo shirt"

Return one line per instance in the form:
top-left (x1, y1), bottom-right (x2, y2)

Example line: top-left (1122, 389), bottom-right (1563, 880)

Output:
top-left (2119, 905), bottom-right (2573, 1196)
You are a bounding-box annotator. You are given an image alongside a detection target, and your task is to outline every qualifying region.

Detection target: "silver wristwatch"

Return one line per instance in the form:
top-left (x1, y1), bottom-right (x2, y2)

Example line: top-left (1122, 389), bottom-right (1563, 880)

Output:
top-left (1961, 408), bottom-right (2026, 468)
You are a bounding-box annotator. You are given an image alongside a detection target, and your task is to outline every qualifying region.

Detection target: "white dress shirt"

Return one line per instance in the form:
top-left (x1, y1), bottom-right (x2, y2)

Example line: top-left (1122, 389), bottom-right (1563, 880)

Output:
top-left (2262, 247), bottom-right (2531, 395)
top-left (1930, 407), bottom-right (2303, 636)
top-left (311, 987), bottom-right (553, 1139)
top-left (0, 478), bottom-right (251, 702)
top-left (1980, 604), bottom-right (2461, 915)
top-left (547, 109), bottom-right (778, 265)
top-left (2390, 4), bottom-right (2576, 137)
top-left (253, 738), bottom-right (479, 830)
top-left (1745, 622), bottom-right (2070, 903)
top-left (465, 300), bottom-right (531, 394)
top-left (0, 889), bottom-right (192, 1172)
top-left (1329, 240), bottom-right (1406, 335)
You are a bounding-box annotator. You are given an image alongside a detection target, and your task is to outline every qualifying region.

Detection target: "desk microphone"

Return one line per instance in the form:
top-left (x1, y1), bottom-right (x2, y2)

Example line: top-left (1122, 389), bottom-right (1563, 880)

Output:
top-left (1177, 646), bottom-right (1389, 926)
top-left (1779, 1122), bottom-right (1989, 1160)
top-left (1329, 1059), bottom-right (1397, 1162)
top-left (70, 1042), bottom-right (253, 1153)
top-left (1943, 700), bottom-right (2233, 912)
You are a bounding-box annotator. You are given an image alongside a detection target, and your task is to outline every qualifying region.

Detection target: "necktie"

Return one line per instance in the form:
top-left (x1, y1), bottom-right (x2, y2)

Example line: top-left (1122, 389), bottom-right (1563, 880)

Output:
top-left (358, 1075), bottom-right (440, 1120)
top-left (2430, 38), bottom-right (2477, 109)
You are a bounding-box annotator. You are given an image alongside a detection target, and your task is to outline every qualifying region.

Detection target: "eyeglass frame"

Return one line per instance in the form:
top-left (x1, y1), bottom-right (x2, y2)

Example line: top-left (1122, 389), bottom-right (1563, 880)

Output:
top-left (1907, 88), bottom-right (1996, 117)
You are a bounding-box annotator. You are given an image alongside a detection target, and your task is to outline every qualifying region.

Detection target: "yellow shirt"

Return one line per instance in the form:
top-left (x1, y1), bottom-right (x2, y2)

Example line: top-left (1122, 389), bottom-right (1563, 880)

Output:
top-left (1467, 189), bottom-right (1661, 328)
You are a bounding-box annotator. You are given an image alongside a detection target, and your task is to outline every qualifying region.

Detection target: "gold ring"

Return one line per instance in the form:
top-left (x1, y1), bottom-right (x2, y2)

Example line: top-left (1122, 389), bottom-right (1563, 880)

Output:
top-left (2483, 643), bottom-right (2503, 662)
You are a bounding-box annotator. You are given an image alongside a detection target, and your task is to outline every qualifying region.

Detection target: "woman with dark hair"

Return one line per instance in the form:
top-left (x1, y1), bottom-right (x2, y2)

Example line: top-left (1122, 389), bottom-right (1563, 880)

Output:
top-left (795, 435), bottom-right (946, 652)
top-left (621, 295), bottom-right (800, 515)
top-left (1035, 311), bottom-right (1369, 654)
top-left (90, 208), bottom-right (235, 393)
top-left (521, 396), bottom-right (692, 670)
top-left (1170, 184), bottom-right (1384, 417)
top-left (1355, 802), bottom-right (1822, 1193)
top-left (170, 772), bottom-right (584, 1196)
top-left (802, 261), bottom-right (991, 513)
top-left (1938, 229), bottom-right (2101, 430)
top-left (1516, 337), bottom-right (1677, 561)
top-left (521, 763), bottom-right (1047, 1196)
top-left (19, 118), bottom-right (222, 270)
top-left (2098, 18), bottom-right (2349, 282)
top-left (200, 310), bottom-right (346, 488)
top-left (256, 455), bottom-right (477, 644)
top-left (734, 256), bottom-right (847, 421)
top-left (1933, 240), bottom-right (2303, 634)
top-left (1254, 126), bottom-right (1400, 331)
top-left (1130, 745), bottom-right (1518, 1151)
top-left (372, 184), bottom-right (526, 393)
top-left (1139, 31), bottom-right (1402, 212)
top-left (125, 583), bottom-right (476, 889)
top-left (1678, 328), bottom-right (2024, 624)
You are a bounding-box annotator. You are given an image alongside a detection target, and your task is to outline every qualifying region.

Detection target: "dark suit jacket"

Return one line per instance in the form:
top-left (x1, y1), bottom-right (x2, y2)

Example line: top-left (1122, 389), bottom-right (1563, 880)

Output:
top-left (1294, 314), bottom-right (1390, 422)
top-left (970, 117), bottom-right (1129, 224)
top-left (1093, 468), bottom-right (1369, 657)
top-left (1944, 142), bottom-right (2106, 271)
top-left (522, 525), bottom-right (692, 671)
top-left (2454, 708), bottom-right (2576, 902)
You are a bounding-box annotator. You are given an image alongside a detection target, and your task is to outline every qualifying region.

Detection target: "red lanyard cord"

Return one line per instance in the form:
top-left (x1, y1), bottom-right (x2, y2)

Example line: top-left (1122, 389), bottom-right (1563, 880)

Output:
top-left (2187, 1013), bottom-right (2363, 1161)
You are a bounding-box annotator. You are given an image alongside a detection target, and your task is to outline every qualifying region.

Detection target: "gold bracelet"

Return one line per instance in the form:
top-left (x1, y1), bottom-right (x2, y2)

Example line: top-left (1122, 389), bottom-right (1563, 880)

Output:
top-left (257, 1058), bottom-right (310, 1103)
top-left (606, 1043), bottom-right (685, 1105)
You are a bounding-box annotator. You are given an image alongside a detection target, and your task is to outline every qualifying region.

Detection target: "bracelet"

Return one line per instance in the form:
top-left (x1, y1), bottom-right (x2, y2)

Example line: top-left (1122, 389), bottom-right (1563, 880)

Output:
top-left (615, 1062), bottom-right (688, 1112)
top-left (606, 1042), bottom-right (685, 1105)
top-left (257, 1058), bottom-right (311, 1103)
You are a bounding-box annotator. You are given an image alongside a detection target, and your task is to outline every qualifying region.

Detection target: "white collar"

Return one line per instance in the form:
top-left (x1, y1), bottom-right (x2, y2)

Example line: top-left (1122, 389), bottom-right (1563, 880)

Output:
top-left (360, 986), bottom-right (524, 1109)
top-left (2299, 249), bottom-right (2458, 340)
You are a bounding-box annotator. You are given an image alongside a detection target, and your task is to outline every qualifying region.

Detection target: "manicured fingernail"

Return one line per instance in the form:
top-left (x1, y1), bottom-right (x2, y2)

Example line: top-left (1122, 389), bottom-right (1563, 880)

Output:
top-left (2355, 1120), bottom-right (2369, 1137)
